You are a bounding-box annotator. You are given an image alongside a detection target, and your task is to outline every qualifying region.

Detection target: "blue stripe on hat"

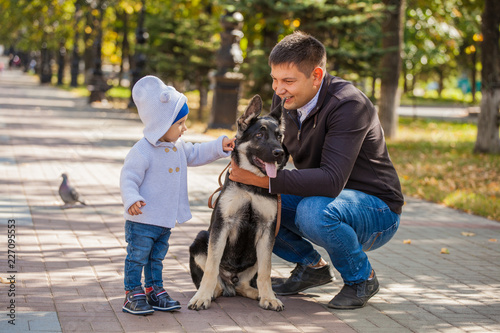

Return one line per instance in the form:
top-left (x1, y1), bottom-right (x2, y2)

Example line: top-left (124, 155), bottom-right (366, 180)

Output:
top-left (173, 103), bottom-right (189, 125)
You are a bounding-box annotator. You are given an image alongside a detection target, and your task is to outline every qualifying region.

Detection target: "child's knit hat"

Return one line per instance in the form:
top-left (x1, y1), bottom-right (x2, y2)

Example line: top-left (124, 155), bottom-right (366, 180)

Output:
top-left (132, 75), bottom-right (188, 145)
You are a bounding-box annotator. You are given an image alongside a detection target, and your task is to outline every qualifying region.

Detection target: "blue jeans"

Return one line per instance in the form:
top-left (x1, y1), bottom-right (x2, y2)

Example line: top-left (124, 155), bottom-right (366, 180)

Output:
top-left (124, 220), bottom-right (171, 291)
top-left (273, 189), bottom-right (400, 285)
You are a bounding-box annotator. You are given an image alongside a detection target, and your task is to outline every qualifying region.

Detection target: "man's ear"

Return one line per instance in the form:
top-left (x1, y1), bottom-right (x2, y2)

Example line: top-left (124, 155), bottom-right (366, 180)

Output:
top-left (312, 67), bottom-right (324, 88)
top-left (237, 95), bottom-right (262, 135)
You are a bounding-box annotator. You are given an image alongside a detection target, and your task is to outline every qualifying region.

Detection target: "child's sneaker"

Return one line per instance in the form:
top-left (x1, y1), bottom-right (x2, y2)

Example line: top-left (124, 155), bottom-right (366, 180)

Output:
top-left (146, 286), bottom-right (181, 311)
top-left (122, 286), bottom-right (154, 315)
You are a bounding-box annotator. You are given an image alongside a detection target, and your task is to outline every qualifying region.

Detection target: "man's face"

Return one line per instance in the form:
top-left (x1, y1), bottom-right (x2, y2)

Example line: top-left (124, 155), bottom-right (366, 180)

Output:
top-left (270, 62), bottom-right (323, 110)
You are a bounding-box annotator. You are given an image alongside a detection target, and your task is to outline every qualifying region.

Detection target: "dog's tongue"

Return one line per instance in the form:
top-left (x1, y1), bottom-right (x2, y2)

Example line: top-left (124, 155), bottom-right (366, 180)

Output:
top-left (265, 162), bottom-right (277, 178)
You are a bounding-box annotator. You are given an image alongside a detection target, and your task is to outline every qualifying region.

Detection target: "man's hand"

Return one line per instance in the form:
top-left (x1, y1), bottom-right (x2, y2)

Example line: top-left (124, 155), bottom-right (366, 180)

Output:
top-left (128, 201), bottom-right (146, 215)
top-left (228, 158), bottom-right (269, 189)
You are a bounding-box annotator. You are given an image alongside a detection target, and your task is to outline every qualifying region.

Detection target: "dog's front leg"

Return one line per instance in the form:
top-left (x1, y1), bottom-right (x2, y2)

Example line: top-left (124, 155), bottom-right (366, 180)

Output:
top-left (256, 232), bottom-right (284, 311)
top-left (188, 229), bottom-right (229, 310)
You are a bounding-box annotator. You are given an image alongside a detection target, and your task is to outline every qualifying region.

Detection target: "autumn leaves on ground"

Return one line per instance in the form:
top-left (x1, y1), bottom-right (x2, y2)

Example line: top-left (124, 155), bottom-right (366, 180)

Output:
top-left (388, 118), bottom-right (500, 221)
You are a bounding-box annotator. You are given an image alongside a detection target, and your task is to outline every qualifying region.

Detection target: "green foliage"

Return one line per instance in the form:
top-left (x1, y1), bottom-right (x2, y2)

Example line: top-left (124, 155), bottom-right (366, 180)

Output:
top-left (299, 0), bottom-right (386, 78)
top-left (0, 0), bottom-right (75, 51)
top-left (403, 0), bottom-right (483, 97)
top-left (231, 0), bottom-right (387, 102)
top-left (144, 0), bottom-right (223, 90)
top-left (229, 0), bottom-right (290, 101)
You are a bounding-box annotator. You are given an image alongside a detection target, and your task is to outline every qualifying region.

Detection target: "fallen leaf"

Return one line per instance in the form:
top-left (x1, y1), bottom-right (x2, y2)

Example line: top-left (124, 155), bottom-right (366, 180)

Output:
top-left (461, 231), bottom-right (476, 237)
top-left (403, 239), bottom-right (412, 244)
top-left (489, 239), bottom-right (498, 242)
top-left (440, 248), bottom-right (450, 254)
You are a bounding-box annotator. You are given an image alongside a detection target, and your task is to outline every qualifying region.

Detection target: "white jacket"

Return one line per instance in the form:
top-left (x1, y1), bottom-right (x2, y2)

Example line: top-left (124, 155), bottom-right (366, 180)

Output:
top-left (120, 75), bottom-right (230, 228)
top-left (120, 136), bottom-right (229, 228)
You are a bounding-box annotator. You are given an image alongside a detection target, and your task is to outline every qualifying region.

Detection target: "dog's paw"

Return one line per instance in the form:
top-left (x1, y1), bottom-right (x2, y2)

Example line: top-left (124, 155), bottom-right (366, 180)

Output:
top-left (259, 297), bottom-right (284, 312)
top-left (188, 293), bottom-right (212, 311)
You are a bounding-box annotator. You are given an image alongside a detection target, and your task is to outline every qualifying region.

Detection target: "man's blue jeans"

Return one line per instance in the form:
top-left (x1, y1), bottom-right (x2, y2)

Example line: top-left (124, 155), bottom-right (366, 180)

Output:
top-left (273, 189), bottom-right (400, 285)
top-left (124, 220), bottom-right (171, 291)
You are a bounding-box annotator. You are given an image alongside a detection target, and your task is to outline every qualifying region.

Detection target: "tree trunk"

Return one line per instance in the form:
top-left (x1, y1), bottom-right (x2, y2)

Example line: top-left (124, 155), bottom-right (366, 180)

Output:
top-left (437, 69), bottom-right (443, 97)
top-left (371, 76), bottom-right (377, 99)
top-left (474, 0), bottom-right (500, 154)
top-left (475, 89), bottom-right (500, 153)
top-left (402, 66), bottom-right (408, 93)
top-left (83, 11), bottom-right (94, 85)
top-left (471, 51), bottom-right (477, 103)
top-left (119, 10), bottom-right (130, 85)
top-left (378, 0), bottom-right (406, 139)
top-left (199, 84), bottom-right (208, 122)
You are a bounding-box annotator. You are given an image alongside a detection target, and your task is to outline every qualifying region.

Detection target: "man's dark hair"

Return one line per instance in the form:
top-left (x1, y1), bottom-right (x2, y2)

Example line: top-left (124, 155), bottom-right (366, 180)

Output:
top-left (269, 31), bottom-right (327, 76)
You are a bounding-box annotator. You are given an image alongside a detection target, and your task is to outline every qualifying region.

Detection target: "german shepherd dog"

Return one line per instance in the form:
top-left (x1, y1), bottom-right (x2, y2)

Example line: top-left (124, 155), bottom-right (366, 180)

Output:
top-left (188, 95), bottom-right (287, 311)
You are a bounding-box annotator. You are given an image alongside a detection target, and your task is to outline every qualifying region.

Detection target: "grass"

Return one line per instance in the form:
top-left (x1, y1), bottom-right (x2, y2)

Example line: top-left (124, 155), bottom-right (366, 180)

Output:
top-left (387, 118), bottom-right (499, 221)
top-left (399, 88), bottom-right (481, 107)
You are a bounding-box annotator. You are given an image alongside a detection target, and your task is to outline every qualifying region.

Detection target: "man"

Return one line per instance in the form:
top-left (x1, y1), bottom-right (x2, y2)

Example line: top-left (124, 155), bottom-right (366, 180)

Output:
top-left (229, 31), bottom-right (404, 309)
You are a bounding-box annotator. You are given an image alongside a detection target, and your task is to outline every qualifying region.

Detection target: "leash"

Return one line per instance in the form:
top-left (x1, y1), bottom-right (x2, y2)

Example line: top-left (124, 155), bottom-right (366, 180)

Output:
top-left (208, 161), bottom-right (231, 209)
top-left (275, 194), bottom-right (281, 237)
top-left (207, 162), bottom-right (282, 237)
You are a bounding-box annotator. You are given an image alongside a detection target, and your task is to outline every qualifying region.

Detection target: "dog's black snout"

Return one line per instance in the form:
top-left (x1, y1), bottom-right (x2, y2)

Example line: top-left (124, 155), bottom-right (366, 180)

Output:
top-left (273, 148), bottom-right (284, 158)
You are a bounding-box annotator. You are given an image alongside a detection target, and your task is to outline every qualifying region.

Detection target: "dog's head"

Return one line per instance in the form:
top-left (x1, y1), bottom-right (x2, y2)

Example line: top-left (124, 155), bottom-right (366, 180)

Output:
top-left (233, 95), bottom-right (287, 178)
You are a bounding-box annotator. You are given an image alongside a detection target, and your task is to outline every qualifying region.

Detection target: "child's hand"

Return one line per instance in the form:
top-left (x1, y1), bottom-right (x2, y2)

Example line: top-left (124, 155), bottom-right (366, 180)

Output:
top-left (128, 201), bottom-right (146, 215)
top-left (223, 137), bottom-right (236, 152)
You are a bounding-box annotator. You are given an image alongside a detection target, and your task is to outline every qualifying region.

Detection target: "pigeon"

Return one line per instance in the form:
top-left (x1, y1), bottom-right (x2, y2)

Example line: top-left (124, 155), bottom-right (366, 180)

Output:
top-left (59, 173), bottom-right (86, 208)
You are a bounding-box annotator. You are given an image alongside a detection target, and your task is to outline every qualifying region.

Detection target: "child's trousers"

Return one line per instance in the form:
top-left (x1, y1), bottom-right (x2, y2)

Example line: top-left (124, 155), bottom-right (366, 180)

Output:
top-left (124, 220), bottom-right (171, 291)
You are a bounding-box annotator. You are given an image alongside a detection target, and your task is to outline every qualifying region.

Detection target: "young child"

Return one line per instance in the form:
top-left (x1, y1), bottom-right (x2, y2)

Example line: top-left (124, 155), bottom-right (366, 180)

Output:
top-left (120, 75), bottom-right (235, 315)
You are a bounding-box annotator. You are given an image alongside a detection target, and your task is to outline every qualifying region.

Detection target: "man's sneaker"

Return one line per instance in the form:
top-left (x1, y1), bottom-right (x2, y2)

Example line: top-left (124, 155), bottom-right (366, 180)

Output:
top-left (146, 286), bottom-right (181, 311)
top-left (122, 286), bottom-right (154, 315)
top-left (328, 270), bottom-right (380, 310)
top-left (272, 263), bottom-right (333, 296)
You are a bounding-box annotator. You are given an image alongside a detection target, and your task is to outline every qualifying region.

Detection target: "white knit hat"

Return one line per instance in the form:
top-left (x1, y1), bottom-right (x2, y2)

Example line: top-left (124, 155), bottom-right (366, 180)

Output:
top-left (132, 75), bottom-right (188, 145)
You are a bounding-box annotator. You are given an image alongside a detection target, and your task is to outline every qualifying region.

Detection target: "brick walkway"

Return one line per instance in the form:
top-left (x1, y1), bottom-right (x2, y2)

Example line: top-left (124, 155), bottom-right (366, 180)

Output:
top-left (1, 66), bottom-right (499, 332)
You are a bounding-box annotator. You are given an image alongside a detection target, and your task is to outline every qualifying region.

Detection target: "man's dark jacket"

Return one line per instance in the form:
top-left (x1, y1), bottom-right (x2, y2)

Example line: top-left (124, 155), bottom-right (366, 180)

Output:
top-left (269, 74), bottom-right (404, 215)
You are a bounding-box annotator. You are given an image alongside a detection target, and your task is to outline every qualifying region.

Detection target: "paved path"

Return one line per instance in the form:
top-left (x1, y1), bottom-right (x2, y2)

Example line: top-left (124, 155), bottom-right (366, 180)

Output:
top-left (0, 67), bottom-right (499, 333)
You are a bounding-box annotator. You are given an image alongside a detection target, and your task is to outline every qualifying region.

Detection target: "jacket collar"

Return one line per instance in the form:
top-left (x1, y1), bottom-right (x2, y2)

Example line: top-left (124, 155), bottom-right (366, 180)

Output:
top-left (315, 74), bottom-right (331, 112)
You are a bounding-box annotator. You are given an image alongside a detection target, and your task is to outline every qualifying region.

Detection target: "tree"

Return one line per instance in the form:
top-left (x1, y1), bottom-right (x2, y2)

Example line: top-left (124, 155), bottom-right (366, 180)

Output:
top-left (145, 0), bottom-right (222, 114)
top-left (474, 0), bottom-right (500, 154)
top-left (378, 0), bottom-right (406, 138)
top-left (298, 1), bottom-right (386, 88)
top-left (233, 0), bottom-right (387, 103)
top-left (451, 1), bottom-right (484, 103)
top-left (403, 1), bottom-right (466, 95)
top-left (231, 0), bottom-right (290, 102)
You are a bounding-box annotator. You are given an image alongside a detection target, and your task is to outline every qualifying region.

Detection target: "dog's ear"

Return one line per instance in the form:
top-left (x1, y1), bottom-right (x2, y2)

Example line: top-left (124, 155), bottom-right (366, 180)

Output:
top-left (268, 97), bottom-right (284, 123)
top-left (237, 95), bottom-right (262, 135)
